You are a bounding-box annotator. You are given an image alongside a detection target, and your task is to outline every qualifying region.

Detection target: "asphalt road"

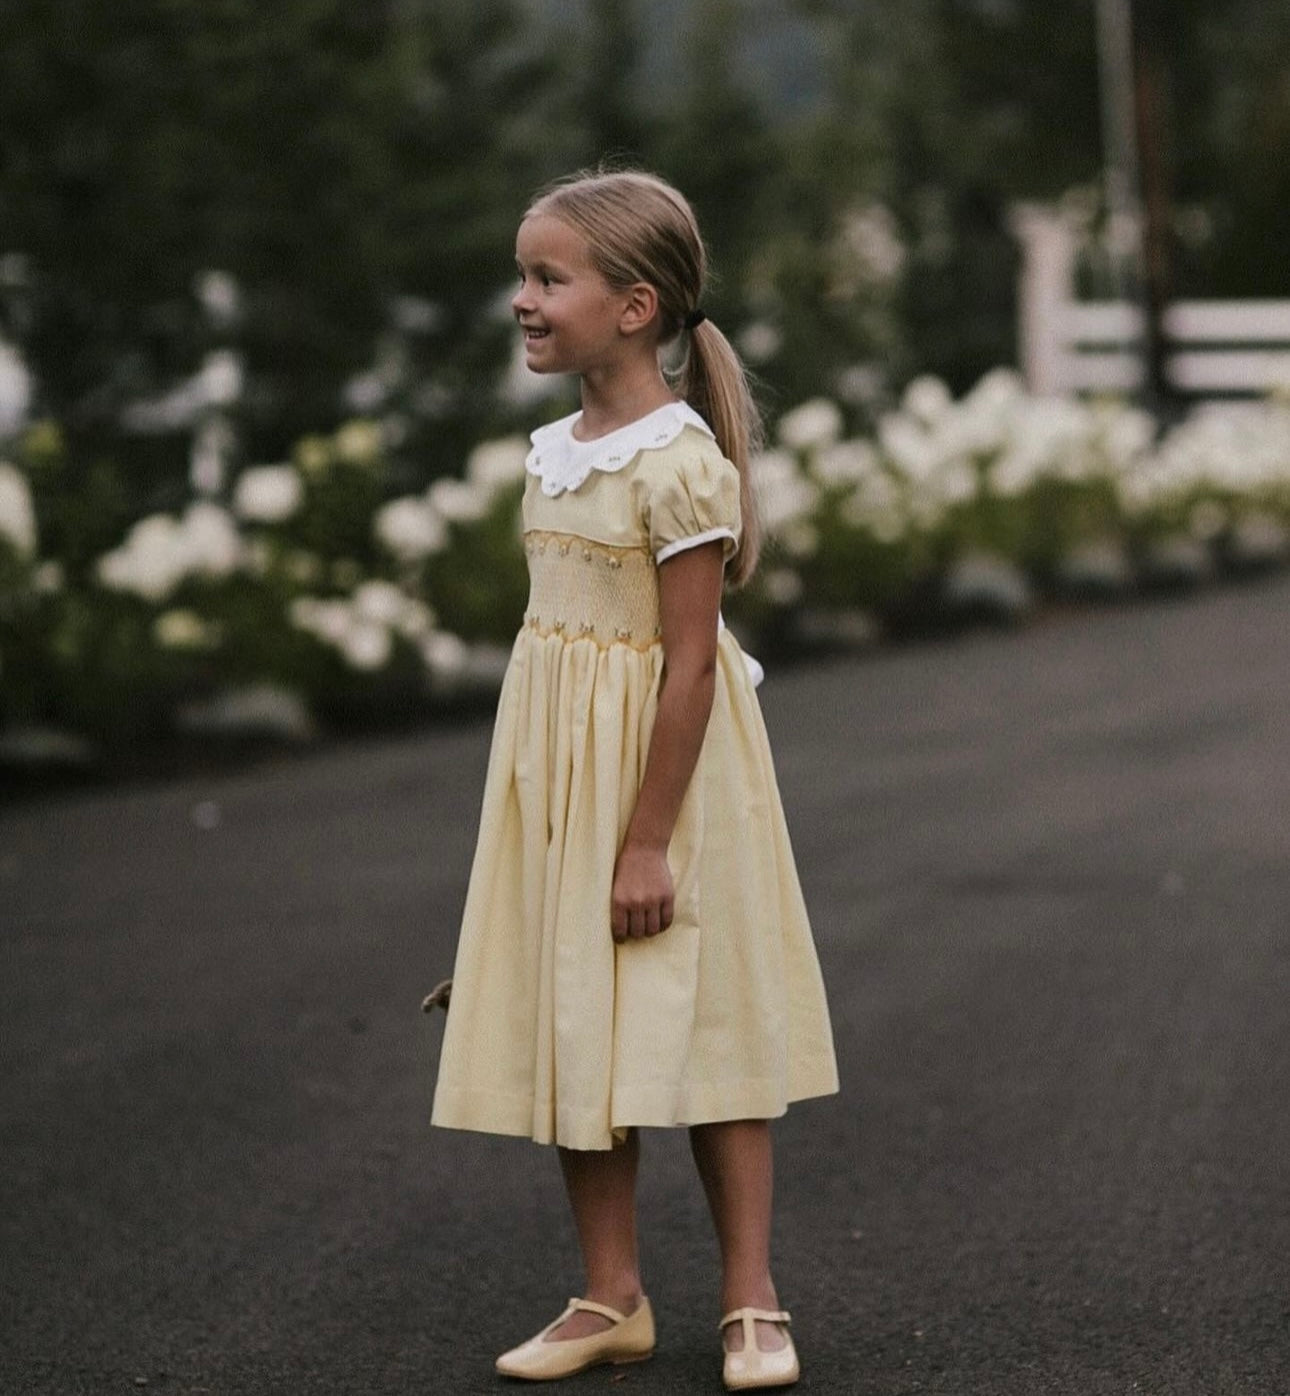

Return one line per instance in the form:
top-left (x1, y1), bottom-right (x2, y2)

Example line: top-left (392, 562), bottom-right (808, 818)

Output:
top-left (4, 576), bottom-right (1290, 1396)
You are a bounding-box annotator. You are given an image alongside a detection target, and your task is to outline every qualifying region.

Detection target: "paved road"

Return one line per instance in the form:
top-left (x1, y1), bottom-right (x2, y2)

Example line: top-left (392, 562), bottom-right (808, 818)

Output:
top-left (4, 577), bottom-right (1290, 1395)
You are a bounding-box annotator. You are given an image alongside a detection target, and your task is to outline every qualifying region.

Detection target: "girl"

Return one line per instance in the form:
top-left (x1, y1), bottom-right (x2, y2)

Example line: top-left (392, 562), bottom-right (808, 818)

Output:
top-left (431, 169), bottom-right (837, 1390)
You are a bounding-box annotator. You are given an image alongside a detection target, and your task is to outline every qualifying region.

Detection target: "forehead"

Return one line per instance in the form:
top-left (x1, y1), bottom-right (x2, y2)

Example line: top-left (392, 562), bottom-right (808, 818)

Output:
top-left (515, 212), bottom-right (595, 268)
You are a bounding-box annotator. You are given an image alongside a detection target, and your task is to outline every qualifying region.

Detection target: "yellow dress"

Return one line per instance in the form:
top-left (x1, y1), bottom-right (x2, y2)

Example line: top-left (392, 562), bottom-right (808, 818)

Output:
top-left (431, 402), bottom-right (837, 1151)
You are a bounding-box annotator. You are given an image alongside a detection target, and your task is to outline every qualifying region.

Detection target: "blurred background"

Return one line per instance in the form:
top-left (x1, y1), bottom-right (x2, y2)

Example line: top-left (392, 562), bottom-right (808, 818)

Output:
top-left (2, 0), bottom-right (1289, 776)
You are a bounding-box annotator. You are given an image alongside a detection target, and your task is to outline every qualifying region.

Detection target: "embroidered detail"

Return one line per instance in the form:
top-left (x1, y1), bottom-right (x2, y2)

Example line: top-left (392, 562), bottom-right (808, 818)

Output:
top-left (525, 401), bottom-right (715, 498)
top-left (524, 530), bottom-right (651, 562)
top-left (524, 615), bottom-right (661, 652)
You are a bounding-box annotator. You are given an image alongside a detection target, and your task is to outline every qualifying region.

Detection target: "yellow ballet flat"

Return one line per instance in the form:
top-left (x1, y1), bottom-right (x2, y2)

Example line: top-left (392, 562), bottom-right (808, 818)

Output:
top-left (495, 1296), bottom-right (654, 1381)
top-left (720, 1307), bottom-right (799, 1390)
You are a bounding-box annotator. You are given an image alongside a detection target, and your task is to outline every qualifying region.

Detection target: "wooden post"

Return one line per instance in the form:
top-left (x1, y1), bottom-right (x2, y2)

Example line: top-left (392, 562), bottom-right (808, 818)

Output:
top-left (1132, 0), bottom-right (1178, 413)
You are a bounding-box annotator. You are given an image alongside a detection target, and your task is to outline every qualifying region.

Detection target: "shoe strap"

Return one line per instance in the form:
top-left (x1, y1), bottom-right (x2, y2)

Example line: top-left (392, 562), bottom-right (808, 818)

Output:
top-left (570, 1297), bottom-right (630, 1324)
top-left (719, 1306), bottom-right (791, 1331)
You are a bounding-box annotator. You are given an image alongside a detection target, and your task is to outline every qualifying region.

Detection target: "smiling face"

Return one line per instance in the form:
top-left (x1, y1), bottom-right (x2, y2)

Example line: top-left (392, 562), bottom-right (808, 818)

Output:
top-left (512, 213), bottom-right (638, 377)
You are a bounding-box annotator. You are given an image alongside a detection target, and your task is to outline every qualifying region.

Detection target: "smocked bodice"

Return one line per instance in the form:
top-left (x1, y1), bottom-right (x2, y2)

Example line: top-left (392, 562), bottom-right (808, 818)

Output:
top-left (522, 531), bottom-right (662, 651)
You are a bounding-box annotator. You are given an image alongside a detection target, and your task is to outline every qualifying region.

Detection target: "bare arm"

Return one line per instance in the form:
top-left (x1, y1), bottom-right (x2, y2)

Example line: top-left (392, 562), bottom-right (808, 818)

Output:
top-left (610, 540), bottom-right (725, 942)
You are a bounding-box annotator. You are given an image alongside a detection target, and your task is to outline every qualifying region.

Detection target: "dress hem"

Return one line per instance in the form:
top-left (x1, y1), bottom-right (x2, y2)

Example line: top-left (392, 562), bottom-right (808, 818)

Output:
top-left (431, 1053), bottom-right (840, 1152)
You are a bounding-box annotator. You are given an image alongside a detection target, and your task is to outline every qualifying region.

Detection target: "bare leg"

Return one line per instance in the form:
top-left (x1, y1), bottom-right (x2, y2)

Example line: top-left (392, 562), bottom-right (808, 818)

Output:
top-left (689, 1119), bottom-right (788, 1352)
top-left (549, 1129), bottom-right (646, 1340)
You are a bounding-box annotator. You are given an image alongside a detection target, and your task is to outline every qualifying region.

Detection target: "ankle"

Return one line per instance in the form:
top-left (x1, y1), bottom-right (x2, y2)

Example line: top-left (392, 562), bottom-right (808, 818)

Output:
top-left (720, 1276), bottom-right (779, 1316)
top-left (584, 1278), bottom-right (645, 1314)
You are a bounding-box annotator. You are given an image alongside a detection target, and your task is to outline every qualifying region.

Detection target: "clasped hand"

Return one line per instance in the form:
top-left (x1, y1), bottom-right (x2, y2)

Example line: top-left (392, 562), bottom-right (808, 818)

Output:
top-left (610, 842), bottom-right (675, 942)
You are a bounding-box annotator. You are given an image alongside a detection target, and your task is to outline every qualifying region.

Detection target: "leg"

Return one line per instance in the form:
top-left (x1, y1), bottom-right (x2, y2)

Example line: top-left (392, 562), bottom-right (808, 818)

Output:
top-left (689, 1119), bottom-right (788, 1352)
top-left (550, 1128), bottom-right (646, 1339)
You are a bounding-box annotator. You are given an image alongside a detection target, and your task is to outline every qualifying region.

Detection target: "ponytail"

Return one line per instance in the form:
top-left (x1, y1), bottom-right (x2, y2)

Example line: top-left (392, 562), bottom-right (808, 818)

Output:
top-left (677, 319), bottom-right (762, 588)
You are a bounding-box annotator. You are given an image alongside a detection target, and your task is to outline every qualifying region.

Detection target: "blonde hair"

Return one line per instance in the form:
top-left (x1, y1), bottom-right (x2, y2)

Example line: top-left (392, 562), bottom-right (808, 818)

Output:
top-left (526, 169), bottom-right (762, 586)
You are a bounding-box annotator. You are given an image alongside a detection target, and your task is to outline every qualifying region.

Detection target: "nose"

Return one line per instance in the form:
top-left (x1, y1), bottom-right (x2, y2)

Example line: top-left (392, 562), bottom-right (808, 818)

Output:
top-left (512, 278), bottom-right (534, 317)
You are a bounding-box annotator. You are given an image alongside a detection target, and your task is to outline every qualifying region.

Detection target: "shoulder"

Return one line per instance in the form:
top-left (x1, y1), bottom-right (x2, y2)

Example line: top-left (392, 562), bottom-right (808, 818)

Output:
top-left (633, 415), bottom-right (739, 502)
top-left (633, 423), bottom-right (742, 562)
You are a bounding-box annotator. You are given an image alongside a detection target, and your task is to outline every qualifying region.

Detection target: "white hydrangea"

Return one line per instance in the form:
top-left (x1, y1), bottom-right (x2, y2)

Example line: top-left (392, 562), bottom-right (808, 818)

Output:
top-left (1095, 403), bottom-right (1156, 471)
top-left (97, 502), bottom-right (243, 601)
top-left (0, 340), bottom-right (33, 438)
top-left (779, 520), bottom-right (819, 559)
top-left (0, 461), bottom-right (37, 556)
top-left (195, 269), bottom-right (241, 327)
top-left (812, 439), bottom-right (880, 487)
top-left (752, 450), bottom-right (820, 534)
top-left (466, 436), bottom-right (529, 491)
top-left (351, 578), bottom-right (435, 638)
top-left (777, 398), bottom-right (844, 454)
top-left (419, 629), bottom-right (468, 680)
top-left (182, 502), bottom-right (244, 576)
top-left (1120, 401), bottom-right (1290, 511)
top-left (337, 620), bottom-right (392, 671)
top-left (832, 203), bottom-right (906, 291)
top-left (374, 496), bottom-right (448, 561)
top-left (290, 595), bottom-right (391, 670)
top-left (197, 349), bottom-right (244, 408)
top-left (840, 470), bottom-right (907, 544)
top-left (428, 476), bottom-right (490, 523)
top-left (939, 379), bottom-right (1018, 460)
top-left (762, 567), bottom-right (804, 607)
top-left (901, 375), bottom-right (953, 427)
top-left (736, 321), bottom-right (782, 364)
top-left (289, 597), bottom-right (351, 647)
top-left (232, 464), bottom-right (304, 523)
top-left (878, 413), bottom-right (940, 481)
top-left (289, 581), bottom-right (435, 672)
top-left (990, 448), bottom-right (1045, 498)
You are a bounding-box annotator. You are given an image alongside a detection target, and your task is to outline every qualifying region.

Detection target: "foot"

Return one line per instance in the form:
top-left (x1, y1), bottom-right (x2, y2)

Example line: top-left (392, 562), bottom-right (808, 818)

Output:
top-left (547, 1290), bottom-right (644, 1342)
top-left (720, 1306), bottom-right (799, 1390)
top-left (723, 1315), bottom-right (789, 1353)
top-left (722, 1289), bottom-right (788, 1353)
top-left (496, 1297), bottom-right (655, 1381)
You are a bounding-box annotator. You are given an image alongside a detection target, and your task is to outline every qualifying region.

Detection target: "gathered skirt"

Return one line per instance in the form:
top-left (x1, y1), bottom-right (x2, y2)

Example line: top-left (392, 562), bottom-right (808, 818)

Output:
top-left (430, 622), bottom-right (838, 1151)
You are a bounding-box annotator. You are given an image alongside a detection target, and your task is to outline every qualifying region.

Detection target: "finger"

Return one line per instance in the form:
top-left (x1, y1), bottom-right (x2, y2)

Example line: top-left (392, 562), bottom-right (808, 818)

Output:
top-left (611, 901), bottom-right (628, 942)
top-left (628, 905), bottom-right (648, 939)
top-left (659, 898), bottom-right (674, 932)
top-left (643, 904), bottom-right (661, 938)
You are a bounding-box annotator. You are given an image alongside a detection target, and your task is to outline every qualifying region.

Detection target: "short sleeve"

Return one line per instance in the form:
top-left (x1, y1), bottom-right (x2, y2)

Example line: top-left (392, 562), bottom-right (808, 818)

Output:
top-left (646, 443), bottom-right (742, 565)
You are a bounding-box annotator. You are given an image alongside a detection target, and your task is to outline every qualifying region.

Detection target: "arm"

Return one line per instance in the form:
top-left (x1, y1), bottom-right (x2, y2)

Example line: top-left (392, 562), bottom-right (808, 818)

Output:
top-left (611, 539), bottom-right (725, 942)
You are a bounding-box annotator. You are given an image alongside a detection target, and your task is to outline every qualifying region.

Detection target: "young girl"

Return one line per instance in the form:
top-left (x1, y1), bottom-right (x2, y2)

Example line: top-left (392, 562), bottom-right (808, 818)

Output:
top-left (431, 169), bottom-right (837, 1389)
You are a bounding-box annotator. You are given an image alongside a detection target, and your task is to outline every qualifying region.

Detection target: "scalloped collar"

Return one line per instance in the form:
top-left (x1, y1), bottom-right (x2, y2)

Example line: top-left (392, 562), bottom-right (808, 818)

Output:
top-left (526, 401), bottom-right (714, 498)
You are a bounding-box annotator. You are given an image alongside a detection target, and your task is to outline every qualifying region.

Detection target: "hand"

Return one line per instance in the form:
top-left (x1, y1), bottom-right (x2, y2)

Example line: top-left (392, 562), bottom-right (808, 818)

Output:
top-left (610, 842), bottom-right (675, 943)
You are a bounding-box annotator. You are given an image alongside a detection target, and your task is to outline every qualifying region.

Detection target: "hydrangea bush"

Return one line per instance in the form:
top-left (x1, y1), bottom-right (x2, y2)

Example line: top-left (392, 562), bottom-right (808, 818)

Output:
top-left (3, 376), bottom-right (1290, 764)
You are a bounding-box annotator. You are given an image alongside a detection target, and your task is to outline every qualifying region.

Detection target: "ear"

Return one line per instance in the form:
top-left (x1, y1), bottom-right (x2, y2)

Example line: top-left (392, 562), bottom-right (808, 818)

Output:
top-left (618, 281), bottom-right (661, 338)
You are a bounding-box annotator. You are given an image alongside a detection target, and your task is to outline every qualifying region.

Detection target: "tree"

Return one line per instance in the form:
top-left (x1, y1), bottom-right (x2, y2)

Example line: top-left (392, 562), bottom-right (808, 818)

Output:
top-left (0, 0), bottom-right (405, 470)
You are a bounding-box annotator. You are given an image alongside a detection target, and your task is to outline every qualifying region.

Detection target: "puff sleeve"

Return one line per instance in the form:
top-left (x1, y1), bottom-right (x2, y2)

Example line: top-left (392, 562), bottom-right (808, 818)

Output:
top-left (646, 443), bottom-right (743, 565)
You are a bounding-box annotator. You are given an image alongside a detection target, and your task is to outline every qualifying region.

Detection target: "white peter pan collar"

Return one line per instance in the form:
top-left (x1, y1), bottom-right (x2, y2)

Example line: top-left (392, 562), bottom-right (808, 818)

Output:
top-left (526, 401), bottom-right (714, 498)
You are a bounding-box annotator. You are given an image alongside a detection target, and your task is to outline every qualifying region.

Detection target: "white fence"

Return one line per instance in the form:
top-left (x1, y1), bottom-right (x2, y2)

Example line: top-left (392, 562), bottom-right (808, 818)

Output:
top-left (1012, 204), bottom-right (1290, 397)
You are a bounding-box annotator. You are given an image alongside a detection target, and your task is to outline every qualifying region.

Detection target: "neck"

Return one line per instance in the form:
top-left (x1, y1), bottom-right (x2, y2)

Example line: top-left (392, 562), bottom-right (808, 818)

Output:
top-left (575, 361), bottom-right (676, 441)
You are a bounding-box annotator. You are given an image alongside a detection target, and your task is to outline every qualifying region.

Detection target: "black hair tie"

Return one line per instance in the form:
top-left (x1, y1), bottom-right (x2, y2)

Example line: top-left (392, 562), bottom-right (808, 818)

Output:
top-left (683, 307), bottom-right (707, 331)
